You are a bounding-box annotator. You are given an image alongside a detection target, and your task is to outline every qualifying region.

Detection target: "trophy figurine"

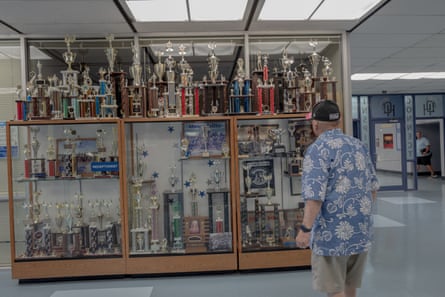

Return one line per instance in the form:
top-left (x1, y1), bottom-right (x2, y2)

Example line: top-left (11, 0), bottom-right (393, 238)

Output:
top-left (268, 128), bottom-right (286, 154)
top-left (221, 141), bottom-right (229, 158)
top-left (322, 56), bottom-right (333, 81)
top-left (168, 164), bottom-right (179, 193)
top-left (130, 42), bottom-right (142, 86)
top-left (149, 194), bottom-right (161, 252)
top-left (207, 42), bottom-right (219, 84)
top-left (180, 137), bottom-right (190, 159)
top-left (62, 35), bottom-right (76, 71)
top-left (308, 40), bottom-right (321, 78)
top-left (264, 174), bottom-right (273, 205)
top-left (201, 125), bottom-right (210, 157)
top-left (30, 127), bottom-right (46, 178)
top-left (154, 51), bottom-right (165, 82)
top-left (105, 34), bottom-right (118, 73)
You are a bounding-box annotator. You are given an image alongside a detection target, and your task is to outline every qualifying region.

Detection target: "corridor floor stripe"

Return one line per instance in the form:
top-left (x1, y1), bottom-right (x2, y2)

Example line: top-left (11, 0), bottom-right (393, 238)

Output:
top-left (50, 287), bottom-right (153, 297)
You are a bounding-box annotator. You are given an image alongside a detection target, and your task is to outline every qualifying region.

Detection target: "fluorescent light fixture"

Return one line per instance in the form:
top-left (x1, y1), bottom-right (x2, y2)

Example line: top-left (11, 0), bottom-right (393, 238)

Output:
top-left (351, 73), bottom-right (380, 80)
top-left (352, 72), bottom-right (445, 80)
top-left (189, 0), bottom-right (248, 21)
top-left (259, 0), bottom-right (322, 20)
top-left (311, 0), bottom-right (383, 20)
top-left (126, 0), bottom-right (188, 22)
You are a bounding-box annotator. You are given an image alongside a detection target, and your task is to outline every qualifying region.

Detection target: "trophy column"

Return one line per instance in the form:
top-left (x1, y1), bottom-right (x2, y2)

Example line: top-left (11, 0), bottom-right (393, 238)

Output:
top-left (163, 191), bottom-right (184, 251)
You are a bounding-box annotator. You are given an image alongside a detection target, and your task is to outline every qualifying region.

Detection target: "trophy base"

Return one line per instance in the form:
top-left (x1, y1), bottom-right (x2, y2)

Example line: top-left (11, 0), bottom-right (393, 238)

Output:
top-left (201, 152), bottom-right (210, 157)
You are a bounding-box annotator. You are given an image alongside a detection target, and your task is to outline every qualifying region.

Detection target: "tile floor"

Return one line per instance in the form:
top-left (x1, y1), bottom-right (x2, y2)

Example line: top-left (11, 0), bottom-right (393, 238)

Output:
top-left (0, 174), bottom-right (444, 297)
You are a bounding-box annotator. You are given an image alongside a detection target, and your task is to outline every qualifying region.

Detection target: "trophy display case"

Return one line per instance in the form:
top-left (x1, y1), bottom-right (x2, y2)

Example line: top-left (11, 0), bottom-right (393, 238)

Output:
top-left (233, 114), bottom-right (314, 270)
top-left (122, 117), bottom-right (237, 274)
top-left (6, 119), bottom-right (125, 280)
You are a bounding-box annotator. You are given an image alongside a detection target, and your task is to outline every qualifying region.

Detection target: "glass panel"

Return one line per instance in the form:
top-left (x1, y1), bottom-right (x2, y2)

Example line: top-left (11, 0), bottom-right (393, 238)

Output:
top-left (374, 122), bottom-right (403, 187)
top-left (248, 35), bottom-right (342, 114)
top-left (9, 121), bottom-right (122, 261)
top-left (236, 116), bottom-right (312, 252)
top-left (124, 119), bottom-right (233, 255)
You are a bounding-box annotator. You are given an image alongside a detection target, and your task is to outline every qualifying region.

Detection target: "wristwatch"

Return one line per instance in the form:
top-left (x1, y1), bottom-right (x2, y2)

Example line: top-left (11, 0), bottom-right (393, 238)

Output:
top-left (300, 224), bottom-right (312, 233)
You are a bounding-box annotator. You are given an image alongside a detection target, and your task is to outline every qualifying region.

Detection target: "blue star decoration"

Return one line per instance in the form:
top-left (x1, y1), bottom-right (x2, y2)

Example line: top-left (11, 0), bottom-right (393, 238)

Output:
top-left (207, 159), bottom-right (215, 167)
top-left (184, 180), bottom-right (191, 188)
top-left (142, 150), bottom-right (149, 158)
top-left (168, 126), bottom-right (175, 133)
top-left (152, 171), bottom-right (159, 179)
top-left (199, 190), bottom-right (206, 198)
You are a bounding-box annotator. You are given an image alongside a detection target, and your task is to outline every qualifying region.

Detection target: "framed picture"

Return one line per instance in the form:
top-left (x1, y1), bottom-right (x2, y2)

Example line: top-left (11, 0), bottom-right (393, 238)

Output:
top-left (183, 121), bottom-right (227, 157)
top-left (242, 158), bottom-right (275, 196)
top-left (56, 138), bottom-right (97, 177)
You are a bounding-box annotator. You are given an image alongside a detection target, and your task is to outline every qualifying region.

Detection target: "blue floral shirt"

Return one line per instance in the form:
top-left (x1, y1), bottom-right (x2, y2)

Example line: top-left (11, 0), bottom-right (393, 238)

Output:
top-left (302, 129), bottom-right (379, 256)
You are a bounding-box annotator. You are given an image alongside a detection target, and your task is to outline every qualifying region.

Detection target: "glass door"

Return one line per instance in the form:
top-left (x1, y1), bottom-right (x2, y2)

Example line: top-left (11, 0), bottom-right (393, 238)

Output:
top-left (370, 120), bottom-right (406, 190)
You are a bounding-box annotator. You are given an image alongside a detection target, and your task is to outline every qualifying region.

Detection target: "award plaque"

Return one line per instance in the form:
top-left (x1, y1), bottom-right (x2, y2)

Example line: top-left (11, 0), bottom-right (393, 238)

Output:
top-left (183, 216), bottom-right (209, 253)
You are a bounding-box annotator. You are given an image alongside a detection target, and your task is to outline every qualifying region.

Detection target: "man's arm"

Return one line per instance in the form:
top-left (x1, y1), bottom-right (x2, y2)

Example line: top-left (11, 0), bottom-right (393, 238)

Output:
top-left (295, 199), bottom-right (322, 248)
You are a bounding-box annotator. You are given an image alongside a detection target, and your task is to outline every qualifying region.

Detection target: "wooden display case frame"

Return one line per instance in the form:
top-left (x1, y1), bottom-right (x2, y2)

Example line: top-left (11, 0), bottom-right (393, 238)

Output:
top-left (233, 114), bottom-right (311, 270)
top-left (121, 116), bottom-right (238, 275)
top-left (6, 119), bottom-right (127, 280)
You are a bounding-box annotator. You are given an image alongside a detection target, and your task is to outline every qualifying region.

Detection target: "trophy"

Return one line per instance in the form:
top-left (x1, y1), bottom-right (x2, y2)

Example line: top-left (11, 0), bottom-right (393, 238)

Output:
top-left (243, 164), bottom-right (252, 195)
top-left (30, 127), bottom-right (46, 178)
top-left (264, 174), bottom-right (273, 205)
top-left (154, 51), bottom-right (165, 82)
top-left (105, 34), bottom-right (118, 73)
top-left (308, 40), bottom-right (321, 78)
top-left (149, 193), bottom-right (161, 252)
top-left (130, 42), bottom-right (142, 86)
top-left (221, 141), bottom-right (230, 158)
top-left (207, 42), bottom-right (219, 84)
top-left (201, 125), bottom-right (210, 157)
top-left (268, 128), bottom-right (286, 154)
top-left (188, 173), bottom-right (199, 216)
top-left (130, 179), bottom-right (149, 253)
top-left (47, 136), bottom-right (56, 177)
top-left (168, 164), bottom-right (179, 192)
top-left (62, 35), bottom-right (76, 71)
top-left (322, 56), bottom-right (333, 81)
top-left (180, 137), bottom-right (190, 159)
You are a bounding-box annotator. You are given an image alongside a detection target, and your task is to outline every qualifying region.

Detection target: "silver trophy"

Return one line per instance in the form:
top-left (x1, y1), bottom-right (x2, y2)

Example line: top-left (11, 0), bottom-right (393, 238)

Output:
top-left (308, 40), bottom-right (321, 78)
top-left (154, 51), bottom-right (165, 82)
top-left (322, 56), bottom-right (333, 81)
top-left (105, 34), bottom-right (118, 73)
top-left (201, 125), bottom-right (210, 157)
top-left (168, 164), bottom-right (179, 193)
top-left (130, 42), bottom-right (142, 86)
top-left (207, 42), bottom-right (219, 84)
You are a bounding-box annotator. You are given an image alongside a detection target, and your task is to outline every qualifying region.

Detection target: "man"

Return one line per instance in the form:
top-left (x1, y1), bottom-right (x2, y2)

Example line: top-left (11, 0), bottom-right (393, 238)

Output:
top-left (296, 100), bottom-right (379, 297)
top-left (416, 131), bottom-right (438, 178)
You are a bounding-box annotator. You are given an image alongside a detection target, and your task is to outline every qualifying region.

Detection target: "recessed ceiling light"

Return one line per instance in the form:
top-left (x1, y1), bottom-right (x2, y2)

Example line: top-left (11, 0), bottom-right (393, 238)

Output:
top-left (189, 0), bottom-right (248, 21)
top-left (351, 73), bottom-right (380, 80)
top-left (258, 0), bottom-right (322, 20)
top-left (312, 0), bottom-right (383, 20)
top-left (126, 0), bottom-right (188, 22)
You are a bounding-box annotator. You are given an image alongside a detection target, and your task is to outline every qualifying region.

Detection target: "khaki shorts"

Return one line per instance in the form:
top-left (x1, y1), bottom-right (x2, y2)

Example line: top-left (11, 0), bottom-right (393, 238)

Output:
top-left (311, 252), bottom-right (368, 293)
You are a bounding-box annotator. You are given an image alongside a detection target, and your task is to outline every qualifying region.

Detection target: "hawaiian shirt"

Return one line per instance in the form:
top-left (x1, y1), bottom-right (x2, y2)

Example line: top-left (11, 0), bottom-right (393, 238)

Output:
top-left (302, 128), bottom-right (379, 256)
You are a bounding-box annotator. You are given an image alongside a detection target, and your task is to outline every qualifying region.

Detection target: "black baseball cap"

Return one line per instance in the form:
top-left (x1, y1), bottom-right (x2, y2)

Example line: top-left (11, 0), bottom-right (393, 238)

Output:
top-left (308, 100), bottom-right (341, 121)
